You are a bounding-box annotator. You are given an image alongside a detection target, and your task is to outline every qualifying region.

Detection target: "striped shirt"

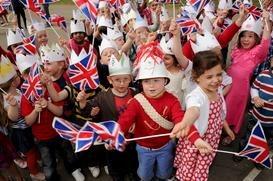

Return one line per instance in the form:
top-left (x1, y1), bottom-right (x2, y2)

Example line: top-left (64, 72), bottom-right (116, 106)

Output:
top-left (251, 70), bottom-right (273, 126)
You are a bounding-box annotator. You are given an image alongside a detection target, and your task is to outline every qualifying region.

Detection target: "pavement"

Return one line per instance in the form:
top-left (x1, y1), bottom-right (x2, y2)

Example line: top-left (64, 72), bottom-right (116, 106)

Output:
top-left (1, 3), bottom-right (273, 181)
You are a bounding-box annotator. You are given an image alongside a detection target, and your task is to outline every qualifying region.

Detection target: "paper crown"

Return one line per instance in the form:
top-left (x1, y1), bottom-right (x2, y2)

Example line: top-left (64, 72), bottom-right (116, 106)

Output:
top-left (98, 1), bottom-right (108, 9)
top-left (39, 44), bottom-right (65, 63)
top-left (121, 9), bottom-right (137, 26)
top-left (204, 1), bottom-right (216, 12)
top-left (134, 16), bottom-right (148, 30)
top-left (97, 16), bottom-right (113, 28)
top-left (72, 9), bottom-right (86, 21)
top-left (201, 16), bottom-right (213, 33)
top-left (7, 28), bottom-right (23, 47)
top-left (218, 0), bottom-right (233, 9)
top-left (70, 47), bottom-right (92, 65)
top-left (240, 15), bottom-right (263, 37)
top-left (160, 36), bottom-right (174, 55)
top-left (190, 31), bottom-right (221, 53)
top-left (27, 22), bottom-right (46, 35)
top-left (182, 5), bottom-right (198, 18)
top-left (160, 6), bottom-right (170, 22)
top-left (70, 19), bottom-right (85, 34)
top-left (243, 0), bottom-right (253, 6)
top-left (15, 54), bottom-right (38, 74)
top-left (121, 3), bottom-right (131, 14)
top-left (107, 27), bottom-right (123, 40)
top-left (0, 55), bottom-right (17, 84)
top-left (108, 53), bottom-right (131, 76)
top-left (99, 37), bottom-right (118, 55)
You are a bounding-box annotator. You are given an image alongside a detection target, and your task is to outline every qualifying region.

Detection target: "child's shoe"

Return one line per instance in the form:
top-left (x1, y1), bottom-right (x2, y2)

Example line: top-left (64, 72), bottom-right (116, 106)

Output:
top-left (30, 172), bottom-right (45, 181)
top-left (72, 169), bottom-right (85, 181)
top-left (89, 166), bottom-right (100, 178)
top-left (104, 166), bottom-right (109, 175)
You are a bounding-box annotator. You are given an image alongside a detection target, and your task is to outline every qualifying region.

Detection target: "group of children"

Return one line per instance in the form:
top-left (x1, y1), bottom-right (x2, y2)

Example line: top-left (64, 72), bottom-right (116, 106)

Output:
top-left (0, 0), bottom-right (272, 180)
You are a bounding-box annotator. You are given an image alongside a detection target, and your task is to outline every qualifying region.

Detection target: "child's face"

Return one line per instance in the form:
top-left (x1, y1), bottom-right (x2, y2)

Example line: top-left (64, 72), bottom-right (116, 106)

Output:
top-left (12, 75), bottom-right (21, 88)
top-left (196, 64), bottom-right (223, 94)
top-left (114, 37), bottom-right (125, 50)
top-left (216, 9), bottom-right (228, 18)
top-left (135, 27), bottom-right (149, 39)
top-left (108, 74), bottom-right (131, 94)
top-left (43, 61), bottom-right (65, 77)
top-left (150, 2), bottom-right (159, 11)
top-left (36, 31), bottom-right (48, 46)
top-left (100, 48), bottom-right (119, 65)
top-left (163, 54), bottom-right (176, 69)
top-left (239, 31), bottom-right (257, 50)
top-left (72, 32), bottom-right (85, 44)
top-left (142, 78), bottom-right (166, 98)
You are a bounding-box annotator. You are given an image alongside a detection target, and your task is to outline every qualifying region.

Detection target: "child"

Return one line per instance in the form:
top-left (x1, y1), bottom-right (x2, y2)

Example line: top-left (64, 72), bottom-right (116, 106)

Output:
top-left (225, 12), bottom-right (272, 136)
top-left (117, 42), bottom-right (185, 181)
top-left (80, 53), bottom-right (139, 181)
top-left (171, 50), bottom-right (235, 181)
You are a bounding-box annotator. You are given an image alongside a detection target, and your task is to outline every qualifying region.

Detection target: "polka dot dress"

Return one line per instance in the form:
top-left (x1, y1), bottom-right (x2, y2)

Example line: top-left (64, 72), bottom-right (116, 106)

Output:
top-left (174, 97), bottom-right (223, 181)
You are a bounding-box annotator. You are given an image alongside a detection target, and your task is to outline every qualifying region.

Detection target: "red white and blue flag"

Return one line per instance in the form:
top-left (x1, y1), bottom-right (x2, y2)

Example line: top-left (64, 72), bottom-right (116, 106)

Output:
top-left (176, 15), bottom-right (200, 35)
top-left (73, 0), bottom-right (98, 24)
top-left (21, 63), bottom-right (43, 102)
top-left (187, 0), bottom-right (210, 14)
top-left (50, 14), bottom-right (67, 32)
top-left (16, 35), bottom-right (37, 55)
top-left (52, 117), bottom-right (81, 143)
top-left (238, 121), bottom-right (272, 169)
top-left (0, 0), bottom-right (11, 8)
top-left (68, 52), bottom-right (99, 91)
top-left (108, 0), bottom-right (127, 9)
top-left (20, 0), bottom-right (50, 20)
top-left (36, 0), bottom-right (60, 4)
top-left (232, 1), bottom-right (262, 20)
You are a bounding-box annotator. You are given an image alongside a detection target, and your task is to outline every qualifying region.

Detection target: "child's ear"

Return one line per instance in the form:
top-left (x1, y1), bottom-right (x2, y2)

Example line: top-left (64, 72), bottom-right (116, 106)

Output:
top-left (107, 76), bottom-right (112, 84)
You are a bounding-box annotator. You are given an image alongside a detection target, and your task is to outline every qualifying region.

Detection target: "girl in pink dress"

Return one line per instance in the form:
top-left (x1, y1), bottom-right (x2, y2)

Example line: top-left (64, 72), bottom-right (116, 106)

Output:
top-left (225, 12), bottom-right (272, 135)
top-left (171, 51), bottom-right (235, 180)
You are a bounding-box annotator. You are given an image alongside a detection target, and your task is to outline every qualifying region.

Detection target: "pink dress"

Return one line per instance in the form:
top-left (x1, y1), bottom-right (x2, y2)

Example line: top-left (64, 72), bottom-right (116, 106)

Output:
top-left (174, 98), bottom-right (223, 181)
top-left (225, 39), bottom-right (270, 134)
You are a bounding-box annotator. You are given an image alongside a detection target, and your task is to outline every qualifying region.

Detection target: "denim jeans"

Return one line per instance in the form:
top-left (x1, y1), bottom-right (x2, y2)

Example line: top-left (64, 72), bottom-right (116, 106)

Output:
top-left (37, 136), bottom-right (79, 181)
top-left (136, 140), bottom-right (175, 181)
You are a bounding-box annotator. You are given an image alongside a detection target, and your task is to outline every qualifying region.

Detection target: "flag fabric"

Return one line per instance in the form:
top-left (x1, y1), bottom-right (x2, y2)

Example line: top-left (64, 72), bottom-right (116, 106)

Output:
top-left (238, 121), bottom-right (272, 169)
top-left (20, 0), bottom-right (50, 20)
top-left (16, 35), bottom-right (37, 55)
top-left (232, 1), bottom-right (262, 20)
top-left (187, 0), bottom-right (210, 14)
top-left (73, 0), bottom-right (98, 24)
top-left (75, 122), bottom-right (99, 152)
top-left (68, 52), bottom-right (100, 91)
top-left (52, 117), bottom-right (81, 143)
top-left (50, 14), bottom-right (67, 32)
top-left (108, 0), bottom-right (127, 9)
top-left (0, 0), bottom-right (11, 8)
top-left (176, 15), bottom-right (200, 35)
top-left (21, 63), bottom-right (43, 102)
top-left (36, 0), bottom-right (60, 4)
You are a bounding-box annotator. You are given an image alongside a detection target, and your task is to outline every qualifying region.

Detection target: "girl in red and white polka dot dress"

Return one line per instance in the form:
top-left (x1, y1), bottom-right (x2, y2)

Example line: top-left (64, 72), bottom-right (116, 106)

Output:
top-left (171, 51), bottom-right (235, 181)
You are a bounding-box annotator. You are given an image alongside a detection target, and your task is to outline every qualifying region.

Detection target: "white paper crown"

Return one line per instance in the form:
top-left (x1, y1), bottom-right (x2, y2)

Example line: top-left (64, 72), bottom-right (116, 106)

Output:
top-left (70, 48), bottom-right (89, 65)
top-left (190, 31), bottom-right (221, 53)
top-left (160, 36), bottom-right (174, 55)
top-left (15, 54), bottom-right (38, 74)
top-left (99, 37), bottom-right (118, 55)
top-left (134, 16), bottom-right (148, 30)
top-left (218, 0), bottom-right (233, 9)
top-left (97, 16), bottom-right (113, 28)
top-left (160, 6), bottom-right (170, 22)
top-left (201, 16), bottom-right (213, 33)
top-left (204, 1), bottom-right (216, 12)
top-left (7, 28), bottom-right (23, 47)
top-left (121, 3), bottom-right (131, 14)
top-left (72, 9), bottom-right (86, 21)
top-left (27, 22), bottom-right (46, 35)
top-left (240, 15), bottom-right (263, 37)
top-left (98, 1), bottom-right (108, 9)
top-left (39, 44), bottom-right (65, 63)
top-left (108, 53), bottom-right (131, 76)
top-left (107, 27), bottom-right (123, 40)
top-left (70, 19), bottom-right (85, 34)
top-left (0, 55), bottom-right (17, 84)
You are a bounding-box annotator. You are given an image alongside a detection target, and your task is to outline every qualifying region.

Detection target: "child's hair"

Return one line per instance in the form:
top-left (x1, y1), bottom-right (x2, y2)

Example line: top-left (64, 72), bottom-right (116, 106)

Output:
top-left (0, 94), bottom-right (8, 127)
top-left (192, 50), bottom-right (223, 82)
top-left (98, 26), bottom-right (108, 35)
top-left (237, 31), bottom-right (261, 49)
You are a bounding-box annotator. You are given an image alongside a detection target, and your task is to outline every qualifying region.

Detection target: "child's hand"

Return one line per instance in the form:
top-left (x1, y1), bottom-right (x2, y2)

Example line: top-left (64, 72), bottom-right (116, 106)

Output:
top-left (34, 101), bottom-right (43, 113)
top-left (127, 29), bottom-right (136, 41)
top-left (194, 138), bottom-right (213, 154)
top-left (39, 98), bottom-right (48, 108)
top-left (40, 73), bottom-right (51, 85)
top-left (4, 94), bottom-right (17, 107)
top-left (225, 127), bottom-right (235, 141)
top-left (169, 19), bottom-right (179, 36)
top-left (76, 90), bottom-right (88, 102)
top-left (90, 107), bottom-right (100, 116)
top-left (147, 32), bottom-right (157, 42)
top-left (170, 121), bottom-right (191, 138)
top-left (252, 96), bottom-right (264, 107)
top-left (59, 38), bottom-right (67, 48)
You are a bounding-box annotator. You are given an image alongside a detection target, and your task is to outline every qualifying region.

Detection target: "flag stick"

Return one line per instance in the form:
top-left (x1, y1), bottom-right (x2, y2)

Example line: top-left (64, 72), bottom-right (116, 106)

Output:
top-left (189, 147), bottom-right (239, 155)
top-left (172, 0), bottom-right (176, 18)
top-left (125, 133), bottom-right (171, 142)
top-left (0, 88), bottom-right (8, 95)
top-left (258, 0), bottom-right (269, 31)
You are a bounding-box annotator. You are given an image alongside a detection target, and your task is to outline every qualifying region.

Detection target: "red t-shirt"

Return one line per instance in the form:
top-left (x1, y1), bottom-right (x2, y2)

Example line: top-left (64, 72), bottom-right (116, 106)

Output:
top-left (118, 91), bottom-right (184, 149)
top-left (21, 83), bottom-right (64, 141)
top-left (114, 89), bottom-right (133, 117)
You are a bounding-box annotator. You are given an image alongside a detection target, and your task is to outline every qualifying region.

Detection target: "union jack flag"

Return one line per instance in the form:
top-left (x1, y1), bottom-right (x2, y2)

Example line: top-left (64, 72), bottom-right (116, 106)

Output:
top-left (0, 0), bottom-right (11, 8)
top-left (36, 0), bottom-right (60, 4)
top-left (176, 15), bottom-right (200, 35)
top-left (220, 18), bottom-right (232, 32)
top-left (52, 117), bottom-right (81, 143)
top-left (20, 0), bottom-right (50, 20)
top-left (238, 121), bottom-right (272, 169)
top-left (187, 0), bottom-right (210, 14)
top-left (16, 35), bottom-right (37, 55)
top-left (75, 121), bottom-right (99, 152)
top-left (232, 1), bottom-right (262, 20)
top-left (21, 63), bottom-right (43, 102)
top-left (68, 52), bottom-right (99, 91)
top-left (73, 0), bottom-right (98, 24)
top-left (108, 0), bottom-right (127, 9)
top-left (50, 14), bottom-right (67, 32)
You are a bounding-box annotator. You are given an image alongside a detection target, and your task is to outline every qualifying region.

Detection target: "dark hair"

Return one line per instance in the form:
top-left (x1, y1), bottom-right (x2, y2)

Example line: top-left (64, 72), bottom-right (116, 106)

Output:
top-left (192, 50), bottom-right (223, 82)
top-left (237, 31), bottom-right (260, 49)
top-left (98, 26), bottom-right (108, 35)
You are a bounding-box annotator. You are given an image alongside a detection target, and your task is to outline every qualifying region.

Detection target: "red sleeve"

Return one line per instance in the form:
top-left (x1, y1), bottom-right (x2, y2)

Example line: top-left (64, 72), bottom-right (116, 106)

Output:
top-left (21, 95), bottom-right (34, 117)
top-left (118, 98), bottom-right (138, 134)
top-left (51, 83), bottom-right (64, 106)
top-left (187, 125), bottom-right (201, 144)
top-left (217, 23), bottom-right (240, 48)
top-left (182, 41), bottom-right (195, 61)
top-left (171, 99), bottom-right (185, 124)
